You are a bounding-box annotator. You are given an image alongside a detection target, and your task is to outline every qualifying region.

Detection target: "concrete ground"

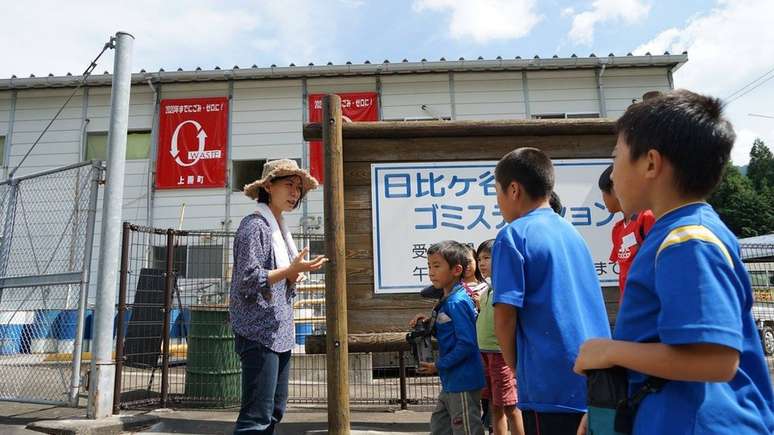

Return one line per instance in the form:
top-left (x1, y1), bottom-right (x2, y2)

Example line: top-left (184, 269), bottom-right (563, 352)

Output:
top-left (0, 401), bottom-right (433, 435)
top-left (130, 407), bottom-right (432, 434)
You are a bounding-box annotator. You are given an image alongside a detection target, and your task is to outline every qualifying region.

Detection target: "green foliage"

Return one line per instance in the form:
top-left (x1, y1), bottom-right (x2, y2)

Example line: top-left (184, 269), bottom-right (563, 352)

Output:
top-left (709, 138), bottom-right (774, 237)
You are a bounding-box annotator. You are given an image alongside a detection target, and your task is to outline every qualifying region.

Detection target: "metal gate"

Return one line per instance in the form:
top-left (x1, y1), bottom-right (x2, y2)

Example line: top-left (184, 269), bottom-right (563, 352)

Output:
top-left (0, 161), bottom-right (103, 406)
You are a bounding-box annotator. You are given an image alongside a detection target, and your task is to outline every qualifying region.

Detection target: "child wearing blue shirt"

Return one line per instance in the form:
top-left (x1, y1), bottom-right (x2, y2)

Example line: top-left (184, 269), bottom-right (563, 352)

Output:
top-left (491, 148), bottom-right (611, 435)
top-left (574, 90), bottom-right (774, 434)
top-left (411, 240), bottom-right (486, 435)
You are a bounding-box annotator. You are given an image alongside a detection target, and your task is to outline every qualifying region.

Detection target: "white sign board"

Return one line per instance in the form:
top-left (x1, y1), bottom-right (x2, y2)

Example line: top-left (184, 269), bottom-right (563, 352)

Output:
top-left (371, 160), bottom-right (617, 294)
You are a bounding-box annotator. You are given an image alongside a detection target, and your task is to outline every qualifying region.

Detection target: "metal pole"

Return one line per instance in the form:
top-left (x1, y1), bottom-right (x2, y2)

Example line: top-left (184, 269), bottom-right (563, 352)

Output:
top-left (160, 229), bottom-right (175, 407)
top-left (323, 94), bottom-right (350, 434)
top-left (398, 351), bottom-right (407, 410)
top-left (88, 31), bottom-right (134, 419)
top-left (223, 80), bottom-right (234, 233)
top-left (112, 222), bottom-right (131, 414)
top-left (3, 90), bottom-right (17, 179)
top-left (68, 163), bottom-right (102, 406)
top-left (0, 182), bottom-right (18, 305)
top-left (146, 82), bottom-right (161, 228)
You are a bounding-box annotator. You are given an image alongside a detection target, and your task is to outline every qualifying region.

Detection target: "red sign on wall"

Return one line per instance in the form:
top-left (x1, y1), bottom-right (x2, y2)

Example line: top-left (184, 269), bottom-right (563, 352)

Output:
top-left (308, 92), bottom-right (378, 183)
top-left (156, 97), bottom-right (229, 189)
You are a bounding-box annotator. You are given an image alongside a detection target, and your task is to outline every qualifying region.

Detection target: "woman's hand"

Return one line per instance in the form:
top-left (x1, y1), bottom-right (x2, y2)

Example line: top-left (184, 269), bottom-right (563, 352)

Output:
top-left (289, 247), bottom-right (328, 275)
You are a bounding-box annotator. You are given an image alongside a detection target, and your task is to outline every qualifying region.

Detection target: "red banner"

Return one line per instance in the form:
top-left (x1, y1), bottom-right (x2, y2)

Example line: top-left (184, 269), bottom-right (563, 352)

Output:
top-left (156, 97), bottom-right (229, 189)
top-left (308, 92), bottom-right (378, 183)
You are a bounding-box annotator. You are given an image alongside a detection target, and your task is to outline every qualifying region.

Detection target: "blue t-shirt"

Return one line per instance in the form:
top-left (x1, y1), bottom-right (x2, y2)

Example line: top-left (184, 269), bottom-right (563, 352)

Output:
top-left (492, 207), bottom-right (611, 413)
top-left (615, 202), bottom-right (774, 434)
top-left (434, 283), bottom-right (485, 393)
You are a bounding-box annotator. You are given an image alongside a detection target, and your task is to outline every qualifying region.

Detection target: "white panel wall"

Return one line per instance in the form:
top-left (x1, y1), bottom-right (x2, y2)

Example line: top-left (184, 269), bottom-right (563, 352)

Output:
top-left (8, 88), bottom-right (84, 176)
top-left (0, 91), bottom-right (11, 139)
top-left (603, 67), bottom-right (671, 118)
top-left (527, 70), bottom-right (600, 116)
top-left (230, 79), bottom-right (305, 232)
top-left (0, 67), bottom-right (674, 239)
top-left (453, 72), bottom-right (526, 120)
top-left (381, 73), bottom-right (452, 120)
top-left (307, 76), bottom-right (377, 95)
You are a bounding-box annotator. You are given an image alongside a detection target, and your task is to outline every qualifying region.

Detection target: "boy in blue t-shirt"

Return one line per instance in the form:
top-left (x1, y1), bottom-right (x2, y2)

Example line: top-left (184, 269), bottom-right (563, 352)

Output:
top-left (490, 148), bottom-right (611, 435)
top-left (411, 240), bottom-right (485, 435)
top-left (574, 90), bottom-right (774, 434)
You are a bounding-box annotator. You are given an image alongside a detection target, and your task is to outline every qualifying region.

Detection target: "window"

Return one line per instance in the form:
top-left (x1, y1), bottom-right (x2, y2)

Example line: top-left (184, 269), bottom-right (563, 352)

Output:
top-left (85, 131), bottom-right (151, 160)
top-left (151, 245), bottom-right (188, 277)
top-left (749, 270), bottom-right (774, 287)
top-left (187, 245), bottom-right (224, 279)
top-left (0, 136), bottom-right (4, 167)
top-left (232, 158), bottom-right (303, 192)
top-left (150, 244), bottom-right (224, 279)
top-left (531, 113), bottom-right (600, 119)
top-left (232, 159), bottom-right (267, 192)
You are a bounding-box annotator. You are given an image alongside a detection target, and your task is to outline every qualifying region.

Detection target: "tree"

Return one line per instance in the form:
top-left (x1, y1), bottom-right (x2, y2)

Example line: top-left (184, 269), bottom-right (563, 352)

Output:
top-left (747, 138), bottom-right (774, 192)
top-left (708, 164), bottom-right (772, 237)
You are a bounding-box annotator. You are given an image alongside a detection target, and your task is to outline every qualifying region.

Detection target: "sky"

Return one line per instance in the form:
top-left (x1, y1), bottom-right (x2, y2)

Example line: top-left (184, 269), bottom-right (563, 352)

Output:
top-left (3, 0), bottom-right (774, 165)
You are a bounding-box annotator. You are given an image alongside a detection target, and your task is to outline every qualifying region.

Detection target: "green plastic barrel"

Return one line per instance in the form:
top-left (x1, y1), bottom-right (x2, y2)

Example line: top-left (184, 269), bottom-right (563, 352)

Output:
top-left (184, 305), bottom-right (241, 407)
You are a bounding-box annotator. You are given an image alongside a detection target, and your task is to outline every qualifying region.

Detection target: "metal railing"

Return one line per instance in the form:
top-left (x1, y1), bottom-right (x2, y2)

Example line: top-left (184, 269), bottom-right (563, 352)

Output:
top-left (741, 243), bottom-right (774, 384)
top-left (0, 161), bottom-right (103, 406)
top-left (113, 223), bottom-right (440, 410)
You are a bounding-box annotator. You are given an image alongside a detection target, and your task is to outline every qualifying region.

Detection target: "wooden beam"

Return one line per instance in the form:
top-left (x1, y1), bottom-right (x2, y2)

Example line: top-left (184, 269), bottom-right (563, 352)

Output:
top-left (305, 333), bottom-right (412, 354)
top-left (303, 118), bottom-right (617, 140)
top-left (323, 94), bottom-right (350, 434)
top-left (342, 135), bottom-right (615, 162)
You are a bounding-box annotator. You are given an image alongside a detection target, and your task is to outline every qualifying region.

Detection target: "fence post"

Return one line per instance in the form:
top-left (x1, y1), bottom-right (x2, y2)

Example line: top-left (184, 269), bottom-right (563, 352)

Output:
top-left (160, 228), bottom-right (175, 407)
top-left (112, 222), bottom-right (131, 413)
top-left (68, 164), bottom-right (103, 406)
top-left (398, 351), bottom-right (408, 410)
top-left (0, 182), bottom-right (18, 304)
top-left (323, 94), bottom-right (350, 434)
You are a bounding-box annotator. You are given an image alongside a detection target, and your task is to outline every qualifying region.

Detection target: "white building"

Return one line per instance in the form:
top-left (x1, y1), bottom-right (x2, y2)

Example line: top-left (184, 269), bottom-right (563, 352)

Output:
top-left (0, 53), bottom-right (686, 237)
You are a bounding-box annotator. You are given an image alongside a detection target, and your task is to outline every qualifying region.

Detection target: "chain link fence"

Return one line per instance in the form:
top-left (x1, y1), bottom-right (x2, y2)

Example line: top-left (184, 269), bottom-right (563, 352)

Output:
top-left (114, 223), bottom-right (440, 410)
top-left (0, 161), bottom-right (102, 406)
top-left (741, 243), bottom-right (774, 384)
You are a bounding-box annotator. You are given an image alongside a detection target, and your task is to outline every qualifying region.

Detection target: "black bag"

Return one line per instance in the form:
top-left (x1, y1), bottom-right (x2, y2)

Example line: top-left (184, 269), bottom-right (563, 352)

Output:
top-left (586, 367), bottom-right (667, 434)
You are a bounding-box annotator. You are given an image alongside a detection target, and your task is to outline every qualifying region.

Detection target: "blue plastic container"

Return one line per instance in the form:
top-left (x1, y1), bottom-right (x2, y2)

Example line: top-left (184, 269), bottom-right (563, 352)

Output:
top-left (294, 323), bottom-right (314, 345)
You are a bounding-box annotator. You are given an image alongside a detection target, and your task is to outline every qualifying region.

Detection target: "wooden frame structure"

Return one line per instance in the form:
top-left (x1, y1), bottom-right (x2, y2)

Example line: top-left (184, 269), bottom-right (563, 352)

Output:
top-left (306, 95), bottom-right (618, 433)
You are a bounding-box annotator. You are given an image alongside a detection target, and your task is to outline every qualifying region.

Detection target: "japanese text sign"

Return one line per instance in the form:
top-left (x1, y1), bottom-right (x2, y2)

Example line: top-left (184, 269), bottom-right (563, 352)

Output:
top-left (156, 97), bottom-right (228, 189)
top-left (308, 92), bottom-right (378, 183)
top-left (371, 160), bottom-right (617, 294)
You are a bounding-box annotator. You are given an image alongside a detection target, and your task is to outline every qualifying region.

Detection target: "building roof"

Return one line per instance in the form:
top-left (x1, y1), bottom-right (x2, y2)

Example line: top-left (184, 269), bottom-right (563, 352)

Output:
top-left (0, 53), bottom-right (688, 90)
top-left (739, 233), bottom-right (774, 245)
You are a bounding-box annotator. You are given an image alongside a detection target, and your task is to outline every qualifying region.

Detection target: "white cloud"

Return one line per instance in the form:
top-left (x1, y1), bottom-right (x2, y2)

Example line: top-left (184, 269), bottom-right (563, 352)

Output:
top-left (413, 0), bottom-right (542, 43)
top-left (0, 1), bottom-right (339, 78)
top-left (560, 7), bottom-right (576, 18)
top-left (634, 0), bottom-right (774, 165)
top-left (568, 0), bottom-right (650, 45)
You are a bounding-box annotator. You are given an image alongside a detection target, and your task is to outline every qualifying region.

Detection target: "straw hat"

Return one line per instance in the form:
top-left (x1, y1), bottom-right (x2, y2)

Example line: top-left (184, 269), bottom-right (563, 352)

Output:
top-left (243, 159), bottom-right (319, 199)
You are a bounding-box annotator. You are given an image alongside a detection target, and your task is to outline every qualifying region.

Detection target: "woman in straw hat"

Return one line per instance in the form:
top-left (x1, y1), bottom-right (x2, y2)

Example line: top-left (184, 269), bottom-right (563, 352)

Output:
top-left (229, 159), bottom-right (327, 434)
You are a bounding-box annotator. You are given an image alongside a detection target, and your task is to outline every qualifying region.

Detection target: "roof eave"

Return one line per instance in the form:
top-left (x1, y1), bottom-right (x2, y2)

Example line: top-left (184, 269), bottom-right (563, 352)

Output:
top-left (0, 54), bottom-right (688, 90)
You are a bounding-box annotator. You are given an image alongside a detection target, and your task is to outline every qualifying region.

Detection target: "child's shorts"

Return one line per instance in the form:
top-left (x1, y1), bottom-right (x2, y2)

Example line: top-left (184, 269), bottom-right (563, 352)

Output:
top-left (480, 352), bottom-right (518, 407)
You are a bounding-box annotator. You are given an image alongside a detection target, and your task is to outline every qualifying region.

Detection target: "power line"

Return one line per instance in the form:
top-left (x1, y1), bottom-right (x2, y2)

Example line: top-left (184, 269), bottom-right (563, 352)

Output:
top-left (725, 65), bottom-right (774, 105)
top-left (9, 37), bottom-right (115, 179)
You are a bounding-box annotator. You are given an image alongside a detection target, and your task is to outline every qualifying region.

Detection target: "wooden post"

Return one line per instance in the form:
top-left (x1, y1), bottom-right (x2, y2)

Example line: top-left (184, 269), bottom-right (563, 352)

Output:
top-left (323, 94), bottom-right (350, 434)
